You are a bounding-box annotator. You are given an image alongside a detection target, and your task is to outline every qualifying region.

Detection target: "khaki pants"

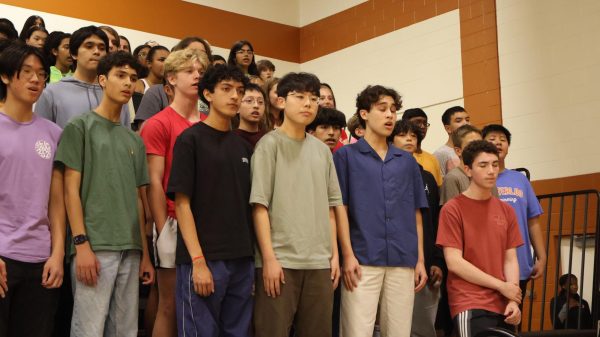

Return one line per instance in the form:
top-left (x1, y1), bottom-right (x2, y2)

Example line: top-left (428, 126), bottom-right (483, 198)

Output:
top-left (254, 268), bottom-right (333, 337)
top-left (341, 266), bottom-right (414, 337)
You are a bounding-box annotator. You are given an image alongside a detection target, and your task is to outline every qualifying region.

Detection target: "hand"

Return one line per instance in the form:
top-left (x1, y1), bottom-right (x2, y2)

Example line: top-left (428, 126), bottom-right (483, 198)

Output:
top-left (192, 259), bottom-right (214, 297)
top-left (75, 245), bottom-right (100, 287)
top-left (498, 282), bottom-right (522, 304)
top-left (429, 265), bottom-right (443, 288)
top-left (42, 253), bottom-right (64, 289)
top-left (330, 254), bottom-right (340, 290)
top-left (262, 258), bottom-right (285, 297)
top-left (414, 260), bottom-right (428, 292)
top-left (504, 301), bottom-right (521, 325)
top-left (0, 258), bottom-right (7, 298)
top-left (342, 254), bottom-right (362, 291)
top-left (530, 258), bottom-right (546, 279)
top-left (139, 253), bottom-right (155, 285)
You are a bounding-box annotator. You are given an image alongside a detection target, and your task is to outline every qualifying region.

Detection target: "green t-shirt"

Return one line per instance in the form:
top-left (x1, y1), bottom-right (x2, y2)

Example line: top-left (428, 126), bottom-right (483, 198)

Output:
top-left (49, 66), bottom-right (73, 84)
top-left (55, 111), bottom-right (149, 255)
top-left (250, 130), bottom-right (343, 269)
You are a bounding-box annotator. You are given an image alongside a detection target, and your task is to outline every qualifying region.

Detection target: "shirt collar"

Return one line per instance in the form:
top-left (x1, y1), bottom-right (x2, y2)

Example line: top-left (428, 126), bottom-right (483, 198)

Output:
top-left (357, 138), bottom-right (404, 162)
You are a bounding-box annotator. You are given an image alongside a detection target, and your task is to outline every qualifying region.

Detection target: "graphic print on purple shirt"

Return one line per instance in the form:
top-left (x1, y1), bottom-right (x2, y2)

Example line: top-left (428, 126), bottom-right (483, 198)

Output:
top-left (0, 112), bottom-right (62, 263)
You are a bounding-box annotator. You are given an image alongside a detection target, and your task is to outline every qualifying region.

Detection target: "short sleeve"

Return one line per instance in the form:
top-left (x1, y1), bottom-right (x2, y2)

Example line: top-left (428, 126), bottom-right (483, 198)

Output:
top-left (166, 132), bottom-right (195, 200)
top-left (436, 201), bottom-right (464, 250)
top-left (54, 121), bottom-right (84, 171)
top-left (326, 152), bottom-right (343, 207)
top-left (333, 147), bottom-right (349, 205)
top-left (440, 174), bottom-right (460, 205)
top-left (140, 118), bottom-right (169, 156)
top-left (505, 205), bottom-right (524, 249)
top-left (249, 137), bottom-right (276, 207)
top-left (135, 86), bottom-right (167, 122)
top-left (135, 139), bottom-right (150, 187)
top-left (525, 179), bottom-right (543, 219)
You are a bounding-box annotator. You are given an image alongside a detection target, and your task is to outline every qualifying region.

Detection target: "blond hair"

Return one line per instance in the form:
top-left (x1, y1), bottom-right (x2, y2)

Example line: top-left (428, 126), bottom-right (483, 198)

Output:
top-left (163, 49), bottom-right (209, 77)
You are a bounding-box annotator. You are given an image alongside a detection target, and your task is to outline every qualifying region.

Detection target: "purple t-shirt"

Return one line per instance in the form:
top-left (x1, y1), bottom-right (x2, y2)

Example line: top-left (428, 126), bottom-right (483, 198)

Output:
top-left (0, 112), bottom-right (62, 263)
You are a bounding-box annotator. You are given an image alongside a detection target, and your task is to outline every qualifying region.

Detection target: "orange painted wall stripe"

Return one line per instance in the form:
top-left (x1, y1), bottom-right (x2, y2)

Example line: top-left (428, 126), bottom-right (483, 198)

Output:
top-left (3, 0), bottom-right (300, 62)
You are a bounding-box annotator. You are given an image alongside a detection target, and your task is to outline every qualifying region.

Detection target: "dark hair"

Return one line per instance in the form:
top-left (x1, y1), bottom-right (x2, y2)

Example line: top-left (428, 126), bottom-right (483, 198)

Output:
top-left (133, 44), bottom-right (150, 59)
top-left (43, 31), bottom-right (70, 67)
top-left (389, 120), bottom-right (423, 144)
top-left (558, 274), bottom-right (579, 299)
top-left (98, 26), bottom-right (120, 50)
top-left (452, 124), bottom-right (481, 149)
top-left (22, 25), bottom-right (48, 42)
top-left (0, 42), bottom-right (49, 100)
top-left (482, 124), bottom-right (512, 145)
top-left (198, 64), bottom-right (248, 106)
top-left (355, 85), bottom-right (402, 127)
top-left (442, 106), bottom-right (466, 125)
top-left (257, 59), bottom-right (275, 72)
top-left (276, 72), bottom-right (320, 98)
top-left (97, 51), bottom-right (143, 78)
top-left (69, 26), bottom-right (109, 58)
top-left (146, 45), bottom-right (169, 63)
top-left (402, 108), bottom-right (427, 121)
top-left (244, 82), bottom-right (266, 99)
top-left (320, 83), bottom-right (336, 108)
top-left (119, 35), bottom-right (131, 53)
top-left (0, 18), bottom-right (18, 41)
top-left (19, 15), bottom-right (45, 40)
top-left (227, 40), bottom-right (258, 76)
top-left (211, 54), bottom-right (226, 64)
top-left (172, 36), bottom-right (213, 60)
top-left (306, 107), bottom-right (347, 132)
top-left (462, 140), bottom-right (499, 168)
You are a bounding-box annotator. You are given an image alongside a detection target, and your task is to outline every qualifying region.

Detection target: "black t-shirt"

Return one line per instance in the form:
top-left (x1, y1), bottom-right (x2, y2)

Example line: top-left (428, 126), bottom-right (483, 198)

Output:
top-left (167, 122), bottom-right (254, 264)
top-left (233, 128), bottom-right (266, 149)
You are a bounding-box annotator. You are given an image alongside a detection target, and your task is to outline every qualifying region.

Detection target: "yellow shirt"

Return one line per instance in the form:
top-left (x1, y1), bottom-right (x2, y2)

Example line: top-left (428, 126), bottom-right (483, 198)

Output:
top-left (413, 150), bottom-right (443, 186)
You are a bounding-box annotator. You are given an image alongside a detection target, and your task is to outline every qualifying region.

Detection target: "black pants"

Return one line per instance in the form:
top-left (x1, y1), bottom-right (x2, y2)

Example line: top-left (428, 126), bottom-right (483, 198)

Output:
top-left (0, 257), bottom-right (60, 337)
top-left (454, 309), bottom-right (514, 337)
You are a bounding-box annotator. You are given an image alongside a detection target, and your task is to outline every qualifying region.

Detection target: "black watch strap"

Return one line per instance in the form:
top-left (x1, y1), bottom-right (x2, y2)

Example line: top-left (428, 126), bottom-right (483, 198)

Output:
top-left (73, 234), bottom-right (89, 245)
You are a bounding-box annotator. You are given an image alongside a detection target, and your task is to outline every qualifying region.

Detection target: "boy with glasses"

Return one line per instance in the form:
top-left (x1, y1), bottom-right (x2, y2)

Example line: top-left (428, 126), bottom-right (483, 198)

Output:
top-left (0, 43), bottom-right (65, 337)
top-left (402, 108), bottom-right (442, 186)
top-left (252, 72), bottom-right (343, 337)
top-left (234, 82), bottom-right (267, 148)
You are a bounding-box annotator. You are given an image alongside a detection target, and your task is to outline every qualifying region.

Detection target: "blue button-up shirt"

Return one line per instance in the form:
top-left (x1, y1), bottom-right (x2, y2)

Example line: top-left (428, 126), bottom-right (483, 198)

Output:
top-left (333, 138), bottom-right (428, 267)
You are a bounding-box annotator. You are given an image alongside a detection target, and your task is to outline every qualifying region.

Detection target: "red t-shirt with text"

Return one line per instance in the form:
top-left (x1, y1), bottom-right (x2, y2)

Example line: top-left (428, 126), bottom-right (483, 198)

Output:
top-left (436, 194), bottom-right (523, 318)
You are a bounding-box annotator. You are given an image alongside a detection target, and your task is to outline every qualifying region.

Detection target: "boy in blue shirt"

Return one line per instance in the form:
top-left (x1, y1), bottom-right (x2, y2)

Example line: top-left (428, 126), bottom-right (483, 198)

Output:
top-left (333, 85), bottom-right (428, 337)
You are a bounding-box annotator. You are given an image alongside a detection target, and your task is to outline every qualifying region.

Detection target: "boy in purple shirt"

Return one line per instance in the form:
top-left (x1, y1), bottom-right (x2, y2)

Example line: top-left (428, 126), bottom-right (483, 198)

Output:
top-left (333, 85), bottom-right (428, 337)
top-left (0, 43), bottom-right (65, 337)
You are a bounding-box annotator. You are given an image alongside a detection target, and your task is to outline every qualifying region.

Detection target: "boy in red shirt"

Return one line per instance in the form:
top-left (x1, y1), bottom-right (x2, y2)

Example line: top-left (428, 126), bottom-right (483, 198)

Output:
top-left (436, 140), bottom-right (523, 337)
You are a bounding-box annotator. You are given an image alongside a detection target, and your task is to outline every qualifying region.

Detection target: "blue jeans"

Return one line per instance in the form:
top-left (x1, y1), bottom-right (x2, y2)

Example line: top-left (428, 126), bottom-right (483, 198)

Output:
top-left (176, 258), bottom-right (254, 337)
top-left (70, 250), bottom-right (140, 337)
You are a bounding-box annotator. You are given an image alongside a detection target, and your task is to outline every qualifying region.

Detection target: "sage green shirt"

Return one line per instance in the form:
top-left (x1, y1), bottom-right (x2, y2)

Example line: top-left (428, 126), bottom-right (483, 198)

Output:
top-left (55, 111), bottom-right (149, 255)
top-left (250, 130), bottom-right (343, 269)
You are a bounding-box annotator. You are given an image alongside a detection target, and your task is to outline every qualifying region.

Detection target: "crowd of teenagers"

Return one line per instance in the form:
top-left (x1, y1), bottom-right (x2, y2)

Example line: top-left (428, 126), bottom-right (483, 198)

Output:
top-left (0, 14), bottom-right (594, 337)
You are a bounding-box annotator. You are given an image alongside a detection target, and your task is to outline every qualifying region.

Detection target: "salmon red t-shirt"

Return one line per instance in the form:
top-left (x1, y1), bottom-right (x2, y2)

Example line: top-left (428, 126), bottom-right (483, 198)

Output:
top-left (140, 107), bottom-right (199, 218)
top-left (436, 194), bottom-right (523, 318)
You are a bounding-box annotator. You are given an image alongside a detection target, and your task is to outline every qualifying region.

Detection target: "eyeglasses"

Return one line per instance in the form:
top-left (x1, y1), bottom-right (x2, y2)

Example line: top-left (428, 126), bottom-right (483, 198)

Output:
top-left (19, 66), bottom-right (48, 82)
top-left (414, 122), bottom-right (431, 128)
top-left (241, 98), bottom-right (265, 105)
top-left (287, 93), bottom-right (319, 105)
top-left (236, 49), bottom-right (253, 55)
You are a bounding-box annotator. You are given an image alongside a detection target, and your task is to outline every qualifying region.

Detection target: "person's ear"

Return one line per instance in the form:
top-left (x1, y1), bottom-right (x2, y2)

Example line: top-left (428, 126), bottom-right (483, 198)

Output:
top-left (203, 89), bottom-right (213, 103)
top-left (359, 109), bottom-right (369, 124)
top-left (454, 146), bottom-right (462, 158)
top-left (0, 74), bottom-right (9, 85)
top-left (276, 96), bottom-right (285, 109)
top-left (463, 164), bottom-right (472, 178)
top-left (52, 48), bottom-right (59, 57)
top-left (444, 124), bottom-right (452, 135)
top-left (98, 74), bottom-right (107, 89)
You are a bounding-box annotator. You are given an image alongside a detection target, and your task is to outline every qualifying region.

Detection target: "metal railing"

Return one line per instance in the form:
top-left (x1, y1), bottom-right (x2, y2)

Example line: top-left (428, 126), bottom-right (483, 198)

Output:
top-left (522, 189), bottom-right (599, 332)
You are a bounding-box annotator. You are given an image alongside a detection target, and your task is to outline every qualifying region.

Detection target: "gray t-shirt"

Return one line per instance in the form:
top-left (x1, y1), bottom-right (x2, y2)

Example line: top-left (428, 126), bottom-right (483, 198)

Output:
top-left (440, 166), bottom-right (499, 204)
top-left (250, 130), bottom-right (343, 269)
top-left (433, 144), bottom-right (459, 176)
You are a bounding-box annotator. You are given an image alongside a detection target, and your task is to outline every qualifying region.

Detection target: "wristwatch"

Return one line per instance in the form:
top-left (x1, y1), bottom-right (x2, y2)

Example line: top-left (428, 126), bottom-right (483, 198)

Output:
top-left (73, 234), bottom-right (89, 245)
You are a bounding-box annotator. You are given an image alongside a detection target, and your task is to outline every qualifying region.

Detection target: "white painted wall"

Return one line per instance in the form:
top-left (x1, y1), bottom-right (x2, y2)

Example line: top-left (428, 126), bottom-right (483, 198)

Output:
top-left (496, 0), bottom-right (600, 180)
top-left (0, 4), bottom-right (299, 76)
top-left (301, 10), bottom-right (464, 153)
top-left (183, 0), bottom-right (367, 27)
